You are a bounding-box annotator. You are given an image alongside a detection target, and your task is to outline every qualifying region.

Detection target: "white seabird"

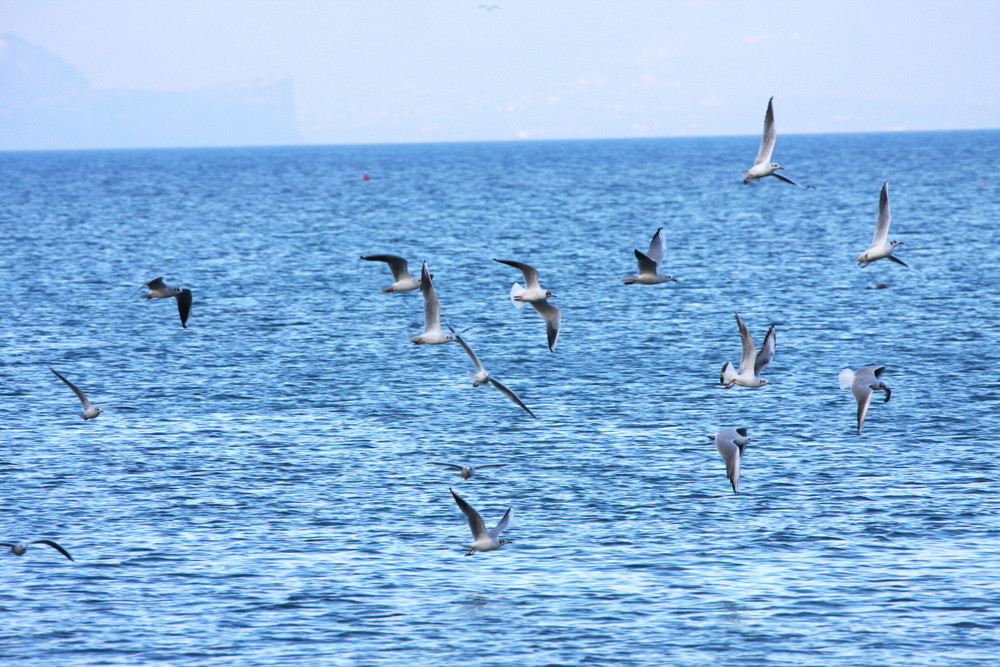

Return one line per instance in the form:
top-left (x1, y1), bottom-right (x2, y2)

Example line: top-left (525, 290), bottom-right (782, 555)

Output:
top-left (360, 254), bottom-right (424, 292)
top-left (411, 262), bottom-right (456, 345)
top-left (720, 313), bottom-right (775, 388)
top-left (493, 258), bottom-right (561, 352)
top-left (1, 539), bottom-right (74, 561)
top-left (708, 427), bottom-right (757, 494)
top-left (142, 277), bottom-right (192, 328)
top-left (449, 488), bottom-right (512, 556)
top-left (741, 97), bottom-right (812, 188)
top-left (50, 367), bottom-right (103, 420)
top-left (623, 227), bottom-right (677, 285)
top-left (429, 462), bottom-right (509, 479)
top-left (839, 365), bottom-right (892, 434)
top-left (855, 182), bottom-right (908, 268)
top-left (449, 326), bottom-right (537, 418)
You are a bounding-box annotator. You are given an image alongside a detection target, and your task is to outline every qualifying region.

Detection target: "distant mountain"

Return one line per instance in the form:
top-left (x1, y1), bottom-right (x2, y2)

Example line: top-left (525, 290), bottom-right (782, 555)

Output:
top-left (0, 33), bottom-right (300, 150)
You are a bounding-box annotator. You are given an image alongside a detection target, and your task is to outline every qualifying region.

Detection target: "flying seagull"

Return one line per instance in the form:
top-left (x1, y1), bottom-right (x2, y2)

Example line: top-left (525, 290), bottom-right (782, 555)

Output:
top-left (448, 326), bottom-right (537, 417)
top-left (741, 97), bottom-right (812, 188)
top-left (449, 488), bottom-right (512, 556)
top-left (623, 227), bottom-right (677, 285)
top-left (1, 539), bottom-right (74, 561)
top-left (429, 462), bottom-right (509, 479)
top-left (720, 313), bottom-right (775, 388)
top-left (411, 261), bottom-right (456, 345)
top-left (141, 277), bottom-right (192, 327)
top-left (360, 254), bottom-right (424, 292)
top-left (855, 182), bottom-right (908, 268)
top-left (839, 365), bottom-right (892, 434)
top-left (708, 427), bottom-right (757, 495)
top-left (50, 367), bottom-right (103, 420)
top-left (494, 258), bottom-right (561, 352)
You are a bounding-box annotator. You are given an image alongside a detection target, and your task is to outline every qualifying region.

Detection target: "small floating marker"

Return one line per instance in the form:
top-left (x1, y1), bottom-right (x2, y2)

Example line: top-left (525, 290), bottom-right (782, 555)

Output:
top-left (362, 173), bottom-right (370, 181)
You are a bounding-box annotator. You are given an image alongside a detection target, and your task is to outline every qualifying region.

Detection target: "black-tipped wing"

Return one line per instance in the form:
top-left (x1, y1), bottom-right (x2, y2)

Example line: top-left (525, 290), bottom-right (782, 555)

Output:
top-left (772, 172), bottom-right (813, 188)
top-left (49, 368), bottom-right (92, 409)
top-left (494, 259), bottom-right (540, 290)
top-left (32, 539), bottom-right (74, 561)
top-left (531, 301), bottom-right (561, 352)
top-left (175, 288), bottom-right (192, 328)
top-left (754, 97), bottom-right (776, 165)
top-left (487, 378), bottom-right (537, 418)
top-left (144, 276), bottom-right (166, 289)
top-left (754, 325), bottom-right (776, 375)
top-left (634, 249), bottom-right (659, 275)
top-left (450, 488), bottom-right (488, 540)
top-left (361, 254), bottom-right (412, 281)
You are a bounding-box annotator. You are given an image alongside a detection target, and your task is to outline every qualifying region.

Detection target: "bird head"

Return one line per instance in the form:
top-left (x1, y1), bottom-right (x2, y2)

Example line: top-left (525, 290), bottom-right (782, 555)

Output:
top-left (770, 163), bottom-right (783, 170)
top-left (545, 290), bottom-right (556, 298)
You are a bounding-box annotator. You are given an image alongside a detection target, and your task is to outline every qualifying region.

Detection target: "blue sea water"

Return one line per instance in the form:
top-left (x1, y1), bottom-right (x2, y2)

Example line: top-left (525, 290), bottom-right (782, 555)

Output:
top-left (1, 130), bottom-right (999, 666)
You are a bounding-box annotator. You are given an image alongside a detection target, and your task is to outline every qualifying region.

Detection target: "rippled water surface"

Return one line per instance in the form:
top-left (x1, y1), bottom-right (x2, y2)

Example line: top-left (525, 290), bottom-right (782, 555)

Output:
top-left (2, 132), bottom-right (999, 665)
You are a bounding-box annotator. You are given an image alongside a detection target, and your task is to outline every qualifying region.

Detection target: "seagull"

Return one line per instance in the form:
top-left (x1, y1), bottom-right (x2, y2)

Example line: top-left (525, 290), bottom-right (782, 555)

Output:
top-left (360, 254), bottom-right (424, 292)
top-left (448, 326), bottom-right (537, 417)
top-left (449, 488), bottom-right (512, 556)
top-left (741, 97), bottom-right (812, 188)
top-left (839, 365), bottom-right (892, 434)
top-left (719, 313), bottom-right (775, 388)
top-left (1, 539), bottom-right (74, 561)
top-left (478, 4), bottom-right (500, 10)
top-left (411, 261), bottom-right (456, 345)
top-left (708, 428), bottom-right (757, 495)
top-left (50, 367), bottom-right (103, 420)
top-left (141, 277), bottom-right (192, 328)
top-left (855, 182), bottom-right (908, 268)
top-left (429, 462), bottom-right (509, 479)
top-left (623, 227), bottom-right (677, 285)
top-left (494, 258), bottom-right (561, 352)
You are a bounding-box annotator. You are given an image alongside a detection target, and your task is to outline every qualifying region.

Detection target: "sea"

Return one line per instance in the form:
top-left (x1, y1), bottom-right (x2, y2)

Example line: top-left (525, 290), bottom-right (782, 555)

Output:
top-left (1, 130), bottom-right (999, 666)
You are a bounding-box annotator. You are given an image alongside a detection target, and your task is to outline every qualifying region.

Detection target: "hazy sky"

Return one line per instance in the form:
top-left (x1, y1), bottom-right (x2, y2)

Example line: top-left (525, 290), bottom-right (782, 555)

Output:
top-left (2, 0), bottom-right (998, 145)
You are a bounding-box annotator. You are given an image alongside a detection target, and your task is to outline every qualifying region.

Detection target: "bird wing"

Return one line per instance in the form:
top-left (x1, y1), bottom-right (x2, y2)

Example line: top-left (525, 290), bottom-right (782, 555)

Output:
top-left (772, 172), bottom-right (813, 188)
top-left (419, 262), bottom-right (441, 332)
top-left (754, 325), bottom-right (776, 375)
top-left (633, 249), bottom-right (659, 275)
top-left (452, 331), bottom-right (486, 373)
top-left (361, 254), bottom-right (411, 281)
top-left (488, 507), bottom-right (513, 539)
top-left (474, 464), bottom-right (508, 470)
top-left (32, 539), bottom-right (74, 561)
top-left (854, 384), bottom-right (873, 434)
top-left (488, 378), bottom-right (537, 418)
top-left (734, 314), bottom-right (757, 376)
top-left (175, 288), bottom-right (192, 328)
top-left (645, 227), bottom-right (665, 265)
top-left (430, 462), bottom-right (463, 470)
top-left (754, 97), bottom-right (776, 165)
top-left (872, 182), bottom-right (891, 246)
top-left (50, 368), bottom-right (93, 409)
top-left (715, 432), bottom-right (741, 494)
top-left (531, 301), bottom-right (561, 352)
top-left (144, 276), bottom-right (166, 289)
top-left (494, 259), bottom-right (540, 290)
top-left (451, 488), bottom-right (488, 539)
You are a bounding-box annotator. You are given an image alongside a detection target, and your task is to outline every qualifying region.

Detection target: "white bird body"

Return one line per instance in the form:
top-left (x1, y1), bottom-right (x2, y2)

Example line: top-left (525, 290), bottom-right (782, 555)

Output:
top-left (450, 488), bottom-right (512, 555)
top-left (50, 367), bottom-right (103, 420)
top-left (710, 427), bottom-right (757, 494)
top-left (1, 539), bottom-right (74, 560)
top-left (855, 183), bottom-right (907, 268)
top-left (741, 97), bottom-right (810, 187)
top-left (411, 262), bottom-right (455, 345)
top-left (623, 227), bottom-right (677, 285)
top-left (840, 365), bottom-right (892, 434)
top-left (430, 462), bottom-right (508, 480)
top-left (360, 254), bottom-right (423, 292)
top-left (720, 313), bottom-right (775, 388)
top-left (494, 258), bottom-right (561, 352)
top-left (449, 328), bottom-right (537, 417)
top-left (142, 276), bottom-right (192, 327)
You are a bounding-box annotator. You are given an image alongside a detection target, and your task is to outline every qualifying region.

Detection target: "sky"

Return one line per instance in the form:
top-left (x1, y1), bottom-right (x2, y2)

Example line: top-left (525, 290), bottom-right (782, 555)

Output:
top-left (1, 0), bottom-right (998, 148)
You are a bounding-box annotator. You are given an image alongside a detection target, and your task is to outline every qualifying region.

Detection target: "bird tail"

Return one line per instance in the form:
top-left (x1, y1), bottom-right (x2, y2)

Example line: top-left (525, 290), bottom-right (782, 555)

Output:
top-left (720, 361), bottom-right (737, 385)
top-left (838, 368), bottom-right (856, 389)
top-left (509, 283), bottom-right (526, 309)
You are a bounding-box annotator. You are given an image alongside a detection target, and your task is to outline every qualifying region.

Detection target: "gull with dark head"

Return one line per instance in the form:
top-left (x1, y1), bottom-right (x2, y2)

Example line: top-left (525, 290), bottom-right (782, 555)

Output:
top-left (708, 427), bottom-right (757, 495)
top-left (429, 462), bottom-right (508, 479)
top-left (2, 539), bottom-right (74, 561)
top-left (141, 277), bottom-right (192, 328)
top-left (449, 488), bottom-right (512, 556)
top-left (50, 367), bottom-right (103, 420)
top-left (839, 365), bottom-right (892, 434)
top-left (855, 182), bottom-right (908, 268)
top-left (708, 428), bottom-right (757, 494)
top-left (448, 325), bottom-right (537, 417)
top-left (494, 258), bottom-right (561, 352)
top-left (719, 313), bottom-right (775, 388)
top-left (741, 97), bottom-right (812, 188)
top-left (360, 254), bottom-right (424, 292)
top-left (411, 262), bottom-right (456, 345)
top-left (623, 227), bottom-right (677, 285)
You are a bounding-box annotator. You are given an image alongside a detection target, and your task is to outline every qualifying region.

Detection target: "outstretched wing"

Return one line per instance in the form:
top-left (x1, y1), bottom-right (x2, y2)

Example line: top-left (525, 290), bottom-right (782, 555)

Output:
top-left (645, 227), bottom-right (665, 265)
top-left (32, 539), bottom-right (74, 561)
top-left (361, 254), bottom-right (412, 281)
top-left (49, 368), bottom-right (93, 409)
top-left (872, 182), bottom-right (891, 246)
top-left (488, 378), bottom-right (537, 418)
top-left (634, 249), bottom-right (659, 275)
top-left (419, 262), bottom-right (441, 332)
top-left (451, 331), bottom-right (486, 373)
top-left (488, 507), bottom-right (513, 539)
top-left (532, 301), bottom-right (561, 352)
top-left (175, 289), bottom-right (192, 328)
top-left (494, 259), bottom-right (540, 290)
top-left (772, 172), bottom-right (814, 188)
top-left (451, 488), bottom-right (488, 540)
top-left (754, 97), bottom-right (776, 165)
top-left (754, 325), bottom-right (776, 374)
top-left (734, 314), bottom-right (757, 376)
